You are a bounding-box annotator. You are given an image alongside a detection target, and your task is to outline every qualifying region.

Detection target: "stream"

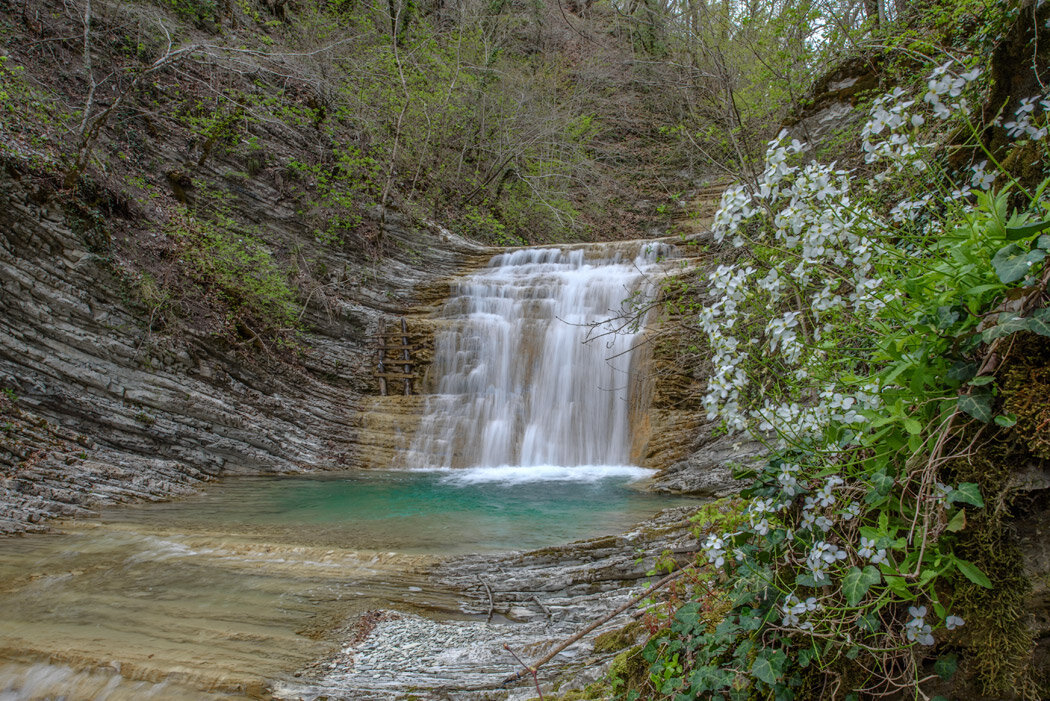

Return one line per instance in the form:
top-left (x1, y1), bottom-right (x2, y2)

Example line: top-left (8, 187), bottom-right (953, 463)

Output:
top-left (0, 470), bottom-right (693, 699)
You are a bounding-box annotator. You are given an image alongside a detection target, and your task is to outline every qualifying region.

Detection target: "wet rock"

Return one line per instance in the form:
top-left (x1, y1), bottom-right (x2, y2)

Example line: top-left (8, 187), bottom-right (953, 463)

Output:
top-left (649, 425), bottom-right (766, 497)
top-left (277, 507), bottom-right (702, 700)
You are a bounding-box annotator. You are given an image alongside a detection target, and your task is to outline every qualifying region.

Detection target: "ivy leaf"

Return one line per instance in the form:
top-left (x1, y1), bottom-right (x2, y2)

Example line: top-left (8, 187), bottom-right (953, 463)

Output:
top-left (842, 566), bottom-right (882, 606)
top-left (870, 471), bottom-right (894, 492)
top-left (946, 360), bottom-right (977, 384)
top-left (982, 314), bottom-right (1031, 343)
top-left (1029, 307), bottom-right (1050, 337)
top-left (948, 482), bottom-right (984, 507)
top-left (750, 649), bottom-right (786, 685)
top-left (795, 572), bottom-right (830, 588)
top-left (1005, 219), bottom-right (1050, 241)
top-left (992, 243), bottom-right (1046, 283)
top-left (955, 557), bottom-right (993, 588)
top-left (958, 393), bottom-right (993, 423)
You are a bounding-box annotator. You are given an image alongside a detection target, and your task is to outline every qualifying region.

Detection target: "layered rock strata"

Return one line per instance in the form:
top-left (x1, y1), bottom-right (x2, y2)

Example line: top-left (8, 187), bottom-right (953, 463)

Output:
top-left (0, 160), bottom-right (486, 534)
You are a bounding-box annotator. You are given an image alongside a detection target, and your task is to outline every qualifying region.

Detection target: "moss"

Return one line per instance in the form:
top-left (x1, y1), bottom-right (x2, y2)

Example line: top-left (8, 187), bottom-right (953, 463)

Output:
top-left (593, 621), bottom-right (644, 655)
top-left (1002, 334), bottom-right (1050, 460)
top-left (940, 336), bottom-right (1050, 699)
top-left (543, 682), bottom-right (612, 700)
top-left (607, 644), bottom-right (651, 699)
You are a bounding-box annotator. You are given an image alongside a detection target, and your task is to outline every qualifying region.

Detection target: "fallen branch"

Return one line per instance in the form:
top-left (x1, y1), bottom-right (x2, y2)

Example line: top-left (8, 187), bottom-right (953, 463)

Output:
top-left (477, 575), bottom-right (495, 622)
top-left (500, 567), bottom-right (690, 687)
top-left (503, 644), bottom-right (544, 700)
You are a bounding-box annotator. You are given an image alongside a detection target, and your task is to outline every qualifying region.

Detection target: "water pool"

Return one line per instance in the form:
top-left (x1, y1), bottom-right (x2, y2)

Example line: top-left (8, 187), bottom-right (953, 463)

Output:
top-left (0, 469), bottom-right (696, 699)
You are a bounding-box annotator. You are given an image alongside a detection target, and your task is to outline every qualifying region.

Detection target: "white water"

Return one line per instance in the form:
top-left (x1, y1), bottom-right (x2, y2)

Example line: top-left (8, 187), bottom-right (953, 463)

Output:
top-left (405, 243), bottom-right (673, 473)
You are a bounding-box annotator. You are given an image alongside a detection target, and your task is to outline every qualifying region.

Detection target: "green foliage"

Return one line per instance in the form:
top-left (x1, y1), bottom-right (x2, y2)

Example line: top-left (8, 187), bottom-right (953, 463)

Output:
top-left (629, 18), bottom-right (1048, 698)
top-left (289, 147), bottom-right (381, 246)
top-left (168, 207), bottom-right (298, 338)
top-left (160, 0), bottom-right (222, 27)
top-left (0, 55), bottom-right (71, 163)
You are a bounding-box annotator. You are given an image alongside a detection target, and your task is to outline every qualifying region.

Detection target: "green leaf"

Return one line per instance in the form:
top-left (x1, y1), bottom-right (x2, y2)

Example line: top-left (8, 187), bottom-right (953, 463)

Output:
top-left (955, 557), bottom-right (993, 588)
top-left (870, 471), bottom-right (894, 492)
top-left (948, 482), bottom-right (985, 507)
top-left (903, 417), bottom-right (922, 435)
top-left (995, 413), bottom-right (1018, 427)
top-left (946, 509), bottom-right (966, 532)
top-left (947, 361), bottom-right (978, 383)
top-left (993, 243), bottom-right (1046, 283)
top-left (958, 393), bottom-right (993, 423)
top-left (750, 650), bottom-right (786, 685)
top-left (969, 374), bottom-right (996, 386)
top-left (1038, 234), bottom-right (1050, 250)
top-left (884, 574), bottom-right (914, 599)
top-left (934, 654), bottom-right (959, 681)
top-left (1005, 219), bottom-right (1050, 240)
top-left (795, 572), bottom-right (830, 588)
top-left (1029, 307), bottom-right (1050, 337)
top-left (982, 314), bottom-right (1032, 343)
top-left (842, 565), bottom-right (882, 606)
top-left (857, 612), bottom-right (881, 632)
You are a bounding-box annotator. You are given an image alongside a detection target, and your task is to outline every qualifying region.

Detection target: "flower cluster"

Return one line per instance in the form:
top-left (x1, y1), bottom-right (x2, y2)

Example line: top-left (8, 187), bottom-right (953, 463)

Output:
top-left (781, 593), bottom-right (820, 629)
top-left (1003, 95), bottom-right (1050, 141)
top-left (701, 127), bottom-right (890, 439)
top-left (703, 533), bottom-right (728, 569)
top-left (923, 63), bottom-right (980, 120)
top-left (904, 606), bottom-right (934, 646)
top-left (857, 536), bottom-right (888, 565)
top-left (806, 540), bottom-right (847, 583)
top-left (688, 61), bottom-right (1001, 689)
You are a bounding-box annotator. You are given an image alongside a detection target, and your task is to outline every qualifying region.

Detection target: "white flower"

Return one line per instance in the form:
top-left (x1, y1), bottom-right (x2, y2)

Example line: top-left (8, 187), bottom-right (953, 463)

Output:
top-left (905, 606), bottom-right (934, 645)
top-left (703, 534), bottom-right (727, 568)
top-left (858, 536), bottom-right (887, 564)
top-left (971, 161), bottom-right (994, 189)
top-left (945, 615), bottom-right (965, 630)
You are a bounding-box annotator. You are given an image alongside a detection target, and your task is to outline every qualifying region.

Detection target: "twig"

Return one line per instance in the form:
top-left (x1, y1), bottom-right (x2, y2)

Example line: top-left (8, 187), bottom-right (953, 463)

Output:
top-left (503, 644), bottom-right (544, 700)
top-left (501, 567), bottom-right (689, 687)
top-left (531, 595), bottom-right (553, 623)
top-left (477, 575), bottom-right (494, 623)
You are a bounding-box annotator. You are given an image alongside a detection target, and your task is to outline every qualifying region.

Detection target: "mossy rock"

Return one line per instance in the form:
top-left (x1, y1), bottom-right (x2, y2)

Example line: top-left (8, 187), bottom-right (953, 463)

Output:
top-left (1002, 333), bottom-right (1050, 460)
top-left (593, 621), bottom-right (644, 655)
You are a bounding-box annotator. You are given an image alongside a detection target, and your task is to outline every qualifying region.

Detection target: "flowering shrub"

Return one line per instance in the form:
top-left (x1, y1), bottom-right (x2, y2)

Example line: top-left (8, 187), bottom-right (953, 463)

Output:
top-left (635, 55), bottom-right (1050, 699)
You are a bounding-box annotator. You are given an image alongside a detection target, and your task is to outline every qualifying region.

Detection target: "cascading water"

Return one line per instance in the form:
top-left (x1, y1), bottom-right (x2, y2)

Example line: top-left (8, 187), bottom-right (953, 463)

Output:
top-left (404, 242), bottom-right (673, 476)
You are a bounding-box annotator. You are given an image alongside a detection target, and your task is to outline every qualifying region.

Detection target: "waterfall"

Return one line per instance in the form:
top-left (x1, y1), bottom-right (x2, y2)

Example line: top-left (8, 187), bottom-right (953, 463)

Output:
top-left (403, 242), bottom-right (672, 473)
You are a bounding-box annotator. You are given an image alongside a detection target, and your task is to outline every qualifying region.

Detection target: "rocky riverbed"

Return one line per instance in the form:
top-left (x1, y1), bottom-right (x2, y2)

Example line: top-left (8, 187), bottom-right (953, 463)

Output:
top-left (277, 505), bottom-right (703, 700)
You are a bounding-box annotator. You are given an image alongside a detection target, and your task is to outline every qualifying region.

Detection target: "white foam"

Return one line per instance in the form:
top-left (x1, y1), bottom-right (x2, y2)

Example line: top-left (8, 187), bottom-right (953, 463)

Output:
top-left (434, 464), bottom-right (654, 485)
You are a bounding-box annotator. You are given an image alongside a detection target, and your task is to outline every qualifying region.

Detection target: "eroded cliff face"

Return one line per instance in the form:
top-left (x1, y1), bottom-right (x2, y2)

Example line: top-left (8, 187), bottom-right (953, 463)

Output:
top-left (0, 159), bottom-right (486, 534)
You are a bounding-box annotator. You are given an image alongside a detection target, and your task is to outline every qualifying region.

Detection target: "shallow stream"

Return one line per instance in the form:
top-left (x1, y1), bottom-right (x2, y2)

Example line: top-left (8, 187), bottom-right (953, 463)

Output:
top-left (0, 469), bottom-right (692, 699)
